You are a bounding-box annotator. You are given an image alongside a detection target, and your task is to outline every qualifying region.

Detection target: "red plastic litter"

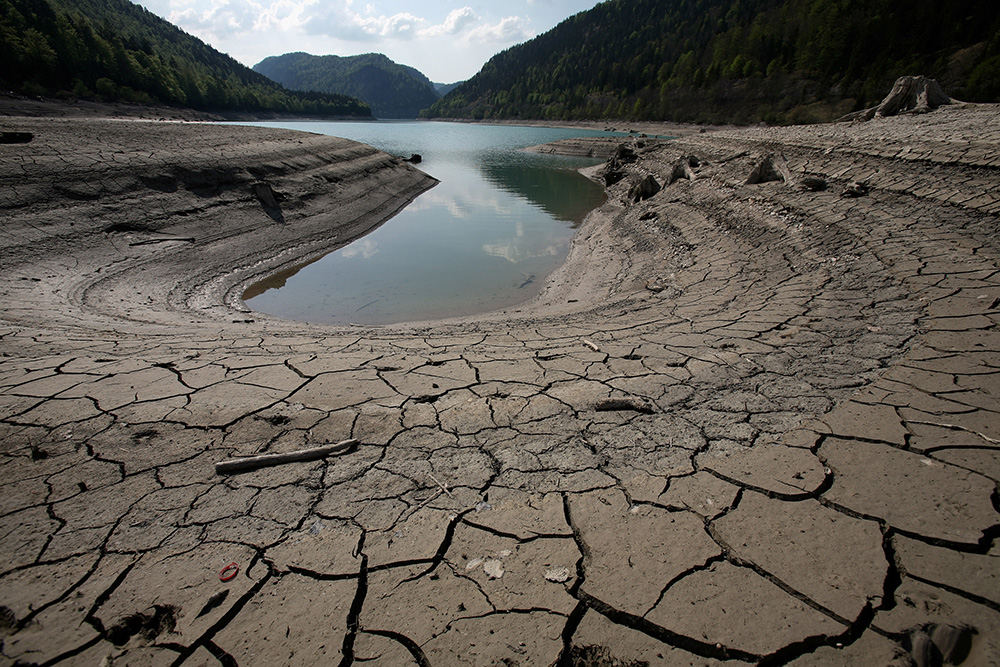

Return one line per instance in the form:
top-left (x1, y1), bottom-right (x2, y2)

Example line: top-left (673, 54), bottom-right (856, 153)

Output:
top-left (219, 562), bottom-right (239, 582)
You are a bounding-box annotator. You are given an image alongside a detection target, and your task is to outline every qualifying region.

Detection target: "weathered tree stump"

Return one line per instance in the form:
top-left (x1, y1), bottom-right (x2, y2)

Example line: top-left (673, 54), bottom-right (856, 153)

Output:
top-left (252, 181), bottom-right (280, 209)
top-left (837, 76), bottom-right (952, 122)
top-left (629, 174), bottom-right (661, 202)
top-left (667, 155), bottom-right (700, 185)
top-left (745, 153), bottom-right (793, 186)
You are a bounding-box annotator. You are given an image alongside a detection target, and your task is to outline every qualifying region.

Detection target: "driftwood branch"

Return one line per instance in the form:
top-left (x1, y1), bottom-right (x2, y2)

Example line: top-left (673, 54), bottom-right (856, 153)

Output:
top-left (215, 439), bottom-right (358, 474)
top-left (428, 472), bottom-right (456, 499)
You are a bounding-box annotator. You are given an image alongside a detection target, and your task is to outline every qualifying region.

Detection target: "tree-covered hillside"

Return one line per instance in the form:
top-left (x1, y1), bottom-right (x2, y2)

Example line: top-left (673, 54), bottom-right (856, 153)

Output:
top-left (254, 52), bottom-right (440, 119)
top-left (434, 82), bottom-right (463, 97)
top-left (425, 0), bottom-right (1000, 124)
top-left (0, 0), bottom-right (372, 117)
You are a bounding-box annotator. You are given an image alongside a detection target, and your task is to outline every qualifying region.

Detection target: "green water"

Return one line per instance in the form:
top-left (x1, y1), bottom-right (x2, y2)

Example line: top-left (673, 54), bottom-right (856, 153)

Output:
top-left (239, 121), bottom-right (620, 325)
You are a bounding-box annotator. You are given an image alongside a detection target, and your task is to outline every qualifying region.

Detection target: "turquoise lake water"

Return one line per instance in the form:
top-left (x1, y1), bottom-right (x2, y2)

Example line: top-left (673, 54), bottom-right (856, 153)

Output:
top-left (239, 121), bottom-right (621, 325)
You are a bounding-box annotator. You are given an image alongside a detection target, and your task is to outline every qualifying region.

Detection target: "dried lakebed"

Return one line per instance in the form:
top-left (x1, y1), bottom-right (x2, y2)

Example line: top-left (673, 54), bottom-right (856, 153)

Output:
top-left (0, 108), bottom-right (999, 666)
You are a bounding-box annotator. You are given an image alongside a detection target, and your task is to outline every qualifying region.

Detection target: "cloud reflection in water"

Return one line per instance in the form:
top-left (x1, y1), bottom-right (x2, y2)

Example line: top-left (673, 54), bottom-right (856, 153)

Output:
top-left (240, 121), bottom-right (615, 324)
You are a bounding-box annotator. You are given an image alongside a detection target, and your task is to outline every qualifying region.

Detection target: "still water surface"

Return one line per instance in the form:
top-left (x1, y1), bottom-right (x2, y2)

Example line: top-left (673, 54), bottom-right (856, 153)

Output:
top-left (239, 121), bottom-right (620, 325)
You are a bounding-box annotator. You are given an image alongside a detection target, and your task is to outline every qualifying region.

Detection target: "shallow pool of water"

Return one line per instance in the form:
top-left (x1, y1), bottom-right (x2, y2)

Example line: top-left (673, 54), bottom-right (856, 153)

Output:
top-left (238, 121), bottom-right (620, 325)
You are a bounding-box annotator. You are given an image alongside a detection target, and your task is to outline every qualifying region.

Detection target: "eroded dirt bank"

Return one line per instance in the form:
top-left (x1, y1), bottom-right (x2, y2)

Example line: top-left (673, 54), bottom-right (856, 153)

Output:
top-left (0, 119), bottom-right (437, 333)
top-left (0, 108), bottom-right (998, 666)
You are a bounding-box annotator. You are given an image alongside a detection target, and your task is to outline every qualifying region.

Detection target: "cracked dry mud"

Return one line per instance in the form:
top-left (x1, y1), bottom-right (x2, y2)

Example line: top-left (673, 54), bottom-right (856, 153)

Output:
top-left (0, 107), bottom-right (998, 666)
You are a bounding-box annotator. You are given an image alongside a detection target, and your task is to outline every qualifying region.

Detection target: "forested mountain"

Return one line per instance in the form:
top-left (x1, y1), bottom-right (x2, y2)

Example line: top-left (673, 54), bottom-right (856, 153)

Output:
top-left (434, 82), bottom-right (463, 97)
top-left (0, 0), bottom-right (372, 117)
top-left (425, 0), bottom-right (1000, 124)
top-left (254, 52), bottom-right (439, 118)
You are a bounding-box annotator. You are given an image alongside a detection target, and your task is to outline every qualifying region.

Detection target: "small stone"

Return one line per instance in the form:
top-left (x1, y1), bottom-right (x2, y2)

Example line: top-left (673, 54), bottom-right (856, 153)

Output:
top-left (842, 181), bottom-right (870, 197)
top-left (484, 559), bottom-right (504, 579)
top-left (544, 567), bottom-right (571, 583)
top-left (800, 176), bottom-right (827, 191)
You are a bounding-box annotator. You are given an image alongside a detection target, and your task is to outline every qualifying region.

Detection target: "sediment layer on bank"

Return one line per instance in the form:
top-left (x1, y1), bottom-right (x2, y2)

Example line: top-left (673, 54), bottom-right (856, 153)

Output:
top-left (0, 118), bottom-right (437, 333)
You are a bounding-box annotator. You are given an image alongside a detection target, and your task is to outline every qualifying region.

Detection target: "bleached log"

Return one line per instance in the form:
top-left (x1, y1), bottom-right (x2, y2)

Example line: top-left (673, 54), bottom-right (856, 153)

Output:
top-left (215, 439), bottom-right (358, 474)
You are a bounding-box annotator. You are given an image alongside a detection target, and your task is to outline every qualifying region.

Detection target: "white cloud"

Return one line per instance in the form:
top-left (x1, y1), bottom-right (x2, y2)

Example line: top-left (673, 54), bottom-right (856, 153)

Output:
top-left (465, 16), bottom-right (533, 43)
top-left (420, 7), bottom-right (476, 37)
top-left (419, 8), bottom-right (532, 44)
top-left (357, 12), bottom-right (424, 39)
top-left (300, 2), bottom-right (426, 41)
top-left (258, 0), bottom-right (317, 30)
top-left (167, 0), bottom-right (265, 37)
top-left (135, 0), bottom-right (540, 80)
top-left (299, 3), bottom-right (531, 46)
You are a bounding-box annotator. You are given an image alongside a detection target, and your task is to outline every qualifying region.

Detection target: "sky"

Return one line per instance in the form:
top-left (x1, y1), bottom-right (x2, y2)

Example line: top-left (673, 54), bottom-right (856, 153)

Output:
top-left (133, 0), bottom-right (604, 84)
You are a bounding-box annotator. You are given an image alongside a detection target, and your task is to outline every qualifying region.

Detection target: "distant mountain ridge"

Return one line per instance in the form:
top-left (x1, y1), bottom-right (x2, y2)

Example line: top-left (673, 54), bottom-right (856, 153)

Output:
top-left (434, 82), bottom-right (463, 97)
top-left (426, 0), bottom-right (1000, 124)
top-left (254, 52), bottom-right (445, 118)
top-left (0, 0), bottom-right (371, 117)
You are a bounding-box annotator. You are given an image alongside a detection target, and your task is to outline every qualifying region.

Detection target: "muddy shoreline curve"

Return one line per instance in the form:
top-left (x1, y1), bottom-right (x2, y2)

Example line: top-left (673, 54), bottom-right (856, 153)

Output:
top-left (1, 119), bottom-right (441, 334)
top-left (1, 107), bottom-right (999, 665)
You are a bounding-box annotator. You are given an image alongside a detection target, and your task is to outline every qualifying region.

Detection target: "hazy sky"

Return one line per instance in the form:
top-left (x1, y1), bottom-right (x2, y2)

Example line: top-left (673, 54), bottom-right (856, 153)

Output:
top-left (133, 0), bottom-right (604, 83)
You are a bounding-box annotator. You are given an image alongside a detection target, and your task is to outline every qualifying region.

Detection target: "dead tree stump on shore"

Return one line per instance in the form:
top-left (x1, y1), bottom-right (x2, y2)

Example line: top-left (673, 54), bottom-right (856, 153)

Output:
top-left (838, 75), bottom-right (952, 122)
top-left (745, 153), bottom-right (793, 186)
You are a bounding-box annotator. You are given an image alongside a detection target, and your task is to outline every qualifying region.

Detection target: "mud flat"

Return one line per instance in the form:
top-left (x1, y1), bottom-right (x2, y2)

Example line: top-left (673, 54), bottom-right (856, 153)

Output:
top-left (0, 107), bottom-right (999, 666)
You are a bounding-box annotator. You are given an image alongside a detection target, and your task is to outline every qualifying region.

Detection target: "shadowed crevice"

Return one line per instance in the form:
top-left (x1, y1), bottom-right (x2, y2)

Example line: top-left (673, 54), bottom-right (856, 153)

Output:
top-left (338, 549), bottom-right (368, 667)
top-left (360, 629), bottom-right (431, 667)
top-left (168, 570), bottom-right (273, 667)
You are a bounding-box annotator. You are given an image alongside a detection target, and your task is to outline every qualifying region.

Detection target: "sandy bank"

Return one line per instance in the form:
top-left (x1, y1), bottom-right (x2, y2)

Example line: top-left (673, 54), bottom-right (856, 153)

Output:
top-left (0, 106), bottom-right (999, 666)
